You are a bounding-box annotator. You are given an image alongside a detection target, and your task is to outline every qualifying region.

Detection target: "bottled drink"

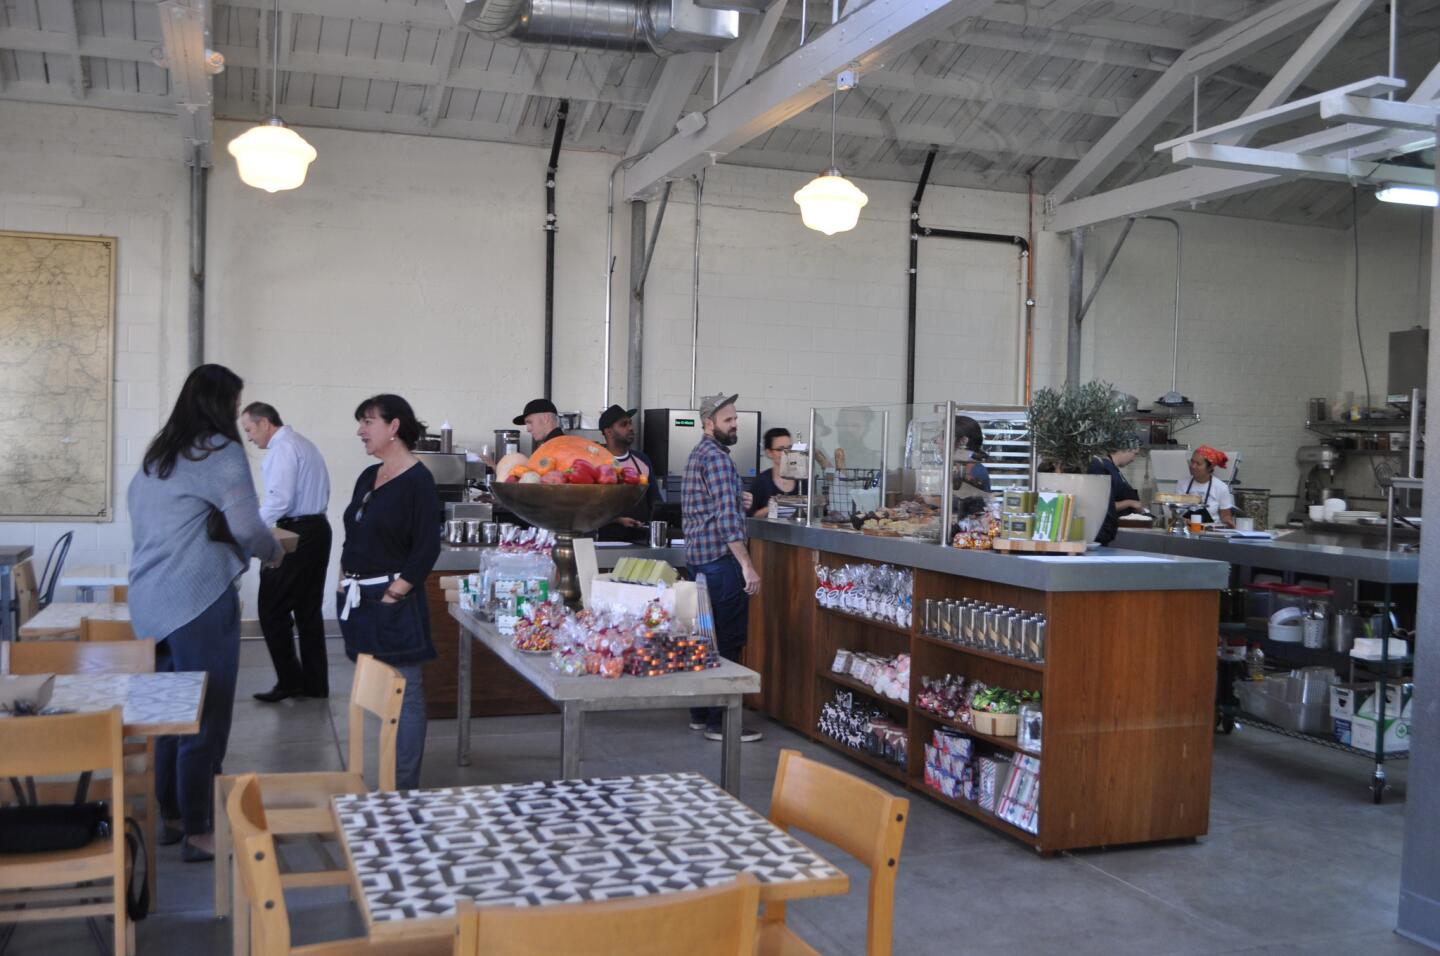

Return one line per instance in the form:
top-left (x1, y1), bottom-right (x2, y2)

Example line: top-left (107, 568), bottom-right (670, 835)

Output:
top-left (1246, 644), bottom-right (1265, 681)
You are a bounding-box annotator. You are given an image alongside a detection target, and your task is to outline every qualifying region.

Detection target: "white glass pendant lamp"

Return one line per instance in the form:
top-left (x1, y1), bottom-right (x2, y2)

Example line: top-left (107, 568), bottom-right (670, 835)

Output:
top-left (227, 0), bottom-right (315, 192)
top-left (795, 77), bottom-right (868, 235)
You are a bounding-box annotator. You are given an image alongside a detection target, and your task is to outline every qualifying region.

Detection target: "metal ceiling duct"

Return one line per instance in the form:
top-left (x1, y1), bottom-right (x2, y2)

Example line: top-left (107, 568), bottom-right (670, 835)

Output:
top-left (449, 0), bottom-right (740, 55)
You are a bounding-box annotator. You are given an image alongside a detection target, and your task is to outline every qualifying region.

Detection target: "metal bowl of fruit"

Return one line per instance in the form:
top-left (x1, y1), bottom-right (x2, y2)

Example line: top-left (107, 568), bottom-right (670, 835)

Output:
top-left (490, 483), bottom-right (646, 534)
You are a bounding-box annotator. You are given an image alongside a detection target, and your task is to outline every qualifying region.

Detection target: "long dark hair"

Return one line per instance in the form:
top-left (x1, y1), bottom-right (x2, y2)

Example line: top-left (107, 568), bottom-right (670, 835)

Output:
top-left (354, 394), bottom-right (425, 450)
top-left (143, 364), bottom-right (244, 479)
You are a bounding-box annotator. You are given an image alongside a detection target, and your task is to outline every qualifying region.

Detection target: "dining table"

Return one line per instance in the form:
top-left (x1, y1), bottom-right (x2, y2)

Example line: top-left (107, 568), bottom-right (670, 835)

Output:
top-left (59, 563), bottom-right (129, 602)
top-left (18, 600), bottom-right (129, 640)
top-left (0, 657), bottom-right (206, 736)
top-left (331, 771), bottom-right (850, 942)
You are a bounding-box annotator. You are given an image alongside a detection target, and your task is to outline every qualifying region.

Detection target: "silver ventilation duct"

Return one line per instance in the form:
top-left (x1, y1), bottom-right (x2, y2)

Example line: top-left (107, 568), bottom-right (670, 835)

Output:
top-left (449, 0), bottom-right (740, 55)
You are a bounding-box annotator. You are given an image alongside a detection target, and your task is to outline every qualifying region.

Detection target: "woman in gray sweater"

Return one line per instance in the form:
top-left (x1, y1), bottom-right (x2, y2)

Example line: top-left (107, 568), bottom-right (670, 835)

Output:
top-left (128, 364), bottom-right (281, 862)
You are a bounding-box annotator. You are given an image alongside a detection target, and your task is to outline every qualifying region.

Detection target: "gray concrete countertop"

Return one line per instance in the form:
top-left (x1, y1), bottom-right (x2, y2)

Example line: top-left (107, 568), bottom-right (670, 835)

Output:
top-left (748, 520), bottom-right (1229, 592)
top-left (1114, 528), bottom-right (1420, 584)
top-left (434, 542), bottom-right (688, 573)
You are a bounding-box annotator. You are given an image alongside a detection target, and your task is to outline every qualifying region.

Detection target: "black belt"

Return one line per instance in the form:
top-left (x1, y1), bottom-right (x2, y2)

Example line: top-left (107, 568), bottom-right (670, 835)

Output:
top-left (278, 513), bottom-right (327, 527)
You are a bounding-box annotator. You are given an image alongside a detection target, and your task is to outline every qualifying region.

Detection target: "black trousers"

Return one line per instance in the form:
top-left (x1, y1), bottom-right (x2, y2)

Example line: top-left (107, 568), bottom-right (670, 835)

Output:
top-left (259, 516), bottom-right (332, 696)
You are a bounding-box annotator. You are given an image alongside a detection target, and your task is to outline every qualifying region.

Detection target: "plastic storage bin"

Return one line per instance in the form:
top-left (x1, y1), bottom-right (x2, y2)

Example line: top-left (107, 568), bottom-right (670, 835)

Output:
top-left (1234, 670), bottom-right (1336, 735)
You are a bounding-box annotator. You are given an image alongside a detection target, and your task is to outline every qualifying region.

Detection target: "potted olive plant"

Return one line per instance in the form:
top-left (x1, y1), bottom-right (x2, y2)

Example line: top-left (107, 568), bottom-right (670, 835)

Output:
top-left (1027, 381), bottom-right (1140, 544)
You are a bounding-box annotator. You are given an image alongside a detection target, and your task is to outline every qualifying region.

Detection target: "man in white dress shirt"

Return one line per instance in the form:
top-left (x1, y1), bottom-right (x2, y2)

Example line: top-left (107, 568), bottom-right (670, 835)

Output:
top-left (242, 402), bottom-right (333, 702)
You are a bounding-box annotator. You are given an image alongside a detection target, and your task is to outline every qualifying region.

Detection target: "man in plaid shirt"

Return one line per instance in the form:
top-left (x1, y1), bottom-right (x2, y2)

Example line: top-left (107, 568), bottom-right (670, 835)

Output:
top-left (682, 392), bottom-right (762, 742)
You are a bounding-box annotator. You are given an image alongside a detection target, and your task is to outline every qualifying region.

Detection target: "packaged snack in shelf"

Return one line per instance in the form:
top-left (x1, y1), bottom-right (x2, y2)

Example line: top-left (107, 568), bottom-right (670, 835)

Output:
top-left (835, 650), bottom-right (910, 701)
top-left (977, 754), bottom-right (1012, 813)
top-left (1018, 703), bottom-right (1043, 753)
top-left (814, 562), bottom-right (913, 627)
top-left (997, 754), bottom-right (1041, 834)
top-left (916, 674), bottom-right (968, 721)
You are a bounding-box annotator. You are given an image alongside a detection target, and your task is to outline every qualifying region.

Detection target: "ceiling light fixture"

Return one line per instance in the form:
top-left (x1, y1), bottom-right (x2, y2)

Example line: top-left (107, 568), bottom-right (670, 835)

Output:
top-left (794, 72), bottom-right (868, 236)
top-left (1375, 183), bottom-right (1439, 207)
top-left (227, 0), bottom-right (315, 192)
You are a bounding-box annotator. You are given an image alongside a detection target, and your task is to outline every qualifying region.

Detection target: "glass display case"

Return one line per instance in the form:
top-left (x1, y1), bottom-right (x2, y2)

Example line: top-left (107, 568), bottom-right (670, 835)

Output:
top-left (801, 402), bottom-right (1031, 545)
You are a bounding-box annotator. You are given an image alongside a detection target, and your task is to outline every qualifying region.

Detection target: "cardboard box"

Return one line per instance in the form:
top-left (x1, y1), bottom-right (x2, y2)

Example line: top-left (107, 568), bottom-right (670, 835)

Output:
top-left (273, 527), bottom-right (300, 553)
top-left (1357, 682), bottom-right (1413, 721)
top-left (1330, 683), bottom-right (1371, 721)
top-left (1350, 714), bottom-right (1410, 754)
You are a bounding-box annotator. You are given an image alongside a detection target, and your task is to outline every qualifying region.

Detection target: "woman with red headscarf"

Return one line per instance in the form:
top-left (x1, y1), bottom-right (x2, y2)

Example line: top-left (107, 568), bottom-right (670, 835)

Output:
top-left (1185, 445), bottom-right (1236, 527)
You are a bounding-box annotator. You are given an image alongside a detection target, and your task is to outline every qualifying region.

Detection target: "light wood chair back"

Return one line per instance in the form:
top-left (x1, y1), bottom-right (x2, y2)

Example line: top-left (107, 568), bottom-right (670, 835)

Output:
top-left (348, 654), bottom-right (405, 791)
top-left (454, 874), bottom-right (760, 956)
top-left (80, 617), bottom-right (137, 643)
top-left (13, 559), bottom-right (39, 627)
top-left (766, 749), bottom-right (909, 956)
top-left (227, 774), bottom-right (295, 955)
top-left (111, 585), bottom-right (128, 603)
top-left (9, 638), bottom-right (156, 675)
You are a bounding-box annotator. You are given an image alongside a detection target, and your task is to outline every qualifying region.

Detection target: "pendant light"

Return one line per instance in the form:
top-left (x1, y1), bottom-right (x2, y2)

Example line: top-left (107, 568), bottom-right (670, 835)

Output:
top-left (1376, 184), bottom-right (1439, 207)
top-left (794, 75), bottom-right (868, 236)
top-left (227, 0), bottom-right (316, 192)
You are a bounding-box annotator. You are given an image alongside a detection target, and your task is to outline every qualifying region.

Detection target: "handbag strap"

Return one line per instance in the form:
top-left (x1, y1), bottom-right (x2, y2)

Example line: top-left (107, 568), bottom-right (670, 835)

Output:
top-left (8, 771), bottom-right (91, 806)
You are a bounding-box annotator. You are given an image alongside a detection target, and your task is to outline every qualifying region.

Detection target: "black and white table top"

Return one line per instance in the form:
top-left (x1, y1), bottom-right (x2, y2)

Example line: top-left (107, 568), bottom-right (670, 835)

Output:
top-left (332, 771), bottom-right (849, 939)
top-left (0, 672), bottom-right (205, 736)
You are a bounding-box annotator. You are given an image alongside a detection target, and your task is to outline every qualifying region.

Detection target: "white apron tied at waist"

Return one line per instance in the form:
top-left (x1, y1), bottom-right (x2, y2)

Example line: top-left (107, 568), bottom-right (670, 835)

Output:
top-left (340, 573), bottom-right (397, 620)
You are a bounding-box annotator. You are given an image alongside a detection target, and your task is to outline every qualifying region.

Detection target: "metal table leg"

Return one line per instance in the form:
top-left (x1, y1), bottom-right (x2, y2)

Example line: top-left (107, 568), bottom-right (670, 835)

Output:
top-left (721, 696), bottom-right (741, 796)
top-left (0, 565), bottom-right (12, 642)
top-left (456, 627), bottom-right (472, 766)
top-left (561, 702), bottom-right (583, 779)
top-left (77, 585), bottom-right (95, 602)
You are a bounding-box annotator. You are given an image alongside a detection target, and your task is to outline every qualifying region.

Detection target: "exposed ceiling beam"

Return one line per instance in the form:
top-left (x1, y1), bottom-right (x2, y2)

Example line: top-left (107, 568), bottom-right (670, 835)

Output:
top-left (0, 81), bottom-right (174, 114)
top-left (573, 54), bottom-right (630, 138)
top-left (626, 52), bottom-right (707, 157)
top-left (861, 67), bottom-right (1137, 119)
top-left (1170, 142), bottom-right (1436, 186)
top-left (974, 5), bottom-right (1197, 50)
top-left (217, 0), bottom-right (453, 30)
top-left (0, 27), bottom-right (155, 63)
top-left (1112, 0), bottom-right (1262, 21)
top-left (1046, 63), bottom-right (1440, 231)
top-left (782, 109), bottom-right (1091, 161)
top-left (724, 144), bottom-right (1039, 192)
top-left (721, 0), bottom-right (786, 99)
top-left (421, 27), bottom-right (463, 127)
top-left (1049, 0), bottom-right (1340, 206)
top-left (54, 0), bottom-right (86, 100)
top-left (157, 0), bottom-right (215, 166)
top-left (498, 48), bottom-right (546, 136)
top-left (623, 0), bottom-right (991, 200)
top-left (947, 24), bottom-right (1165, 73)
top-left (1319, 92), bottom-right (1440, 132)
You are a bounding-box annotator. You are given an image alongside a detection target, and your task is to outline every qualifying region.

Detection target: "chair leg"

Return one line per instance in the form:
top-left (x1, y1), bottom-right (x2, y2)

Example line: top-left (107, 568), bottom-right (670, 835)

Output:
top-left (145, 743), bottom-right (158, 912)
top-left (114, 875), bottom-right (130, 956)
top-left (214, 776), bottom-right (232, 918)
top-left (232, 854), bottom-right (251, 956)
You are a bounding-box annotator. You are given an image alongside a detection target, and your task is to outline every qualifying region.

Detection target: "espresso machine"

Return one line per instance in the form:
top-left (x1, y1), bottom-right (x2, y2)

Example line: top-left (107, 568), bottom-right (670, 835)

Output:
top-left (1288, 444), bottom-right (1344, 523)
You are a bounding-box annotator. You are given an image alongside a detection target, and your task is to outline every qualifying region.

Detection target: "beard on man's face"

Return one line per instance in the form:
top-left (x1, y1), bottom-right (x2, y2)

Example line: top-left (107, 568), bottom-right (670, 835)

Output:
top-left (715, 426), bottom-right (738, 446)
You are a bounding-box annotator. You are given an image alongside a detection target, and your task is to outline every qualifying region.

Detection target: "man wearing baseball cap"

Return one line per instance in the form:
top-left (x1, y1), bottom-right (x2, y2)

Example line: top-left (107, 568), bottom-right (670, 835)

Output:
top-left (682, 392), bottom-right (762, 742)
top-left (596, 405), bottom-right (656, 541)
top-left (513, 398), bottom-right (563, 448)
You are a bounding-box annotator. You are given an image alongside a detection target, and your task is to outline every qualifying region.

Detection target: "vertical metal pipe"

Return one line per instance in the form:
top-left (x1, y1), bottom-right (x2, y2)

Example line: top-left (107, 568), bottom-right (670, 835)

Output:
top-left (603, 156), bottom-right (645, 409)
top-left (1409, 386), bottom-right (1421, 478)
top-left (879, 410), bottom-right (889, 505)
top-left (806, 407), bottom-right (817, 527)
top-left (1065, 230), bottom-right (1084, 388)
top-left (187, 151), bottom-right (206, 370)
top-left (544, 100), bottom-right (569, 400)
top-left (832, 0), bottom-right (840, 22)
top-left (689, 171), bottom-right (704, 409)
top-left (1141, 216), bottom-right (1183, 396)
top-left (627, 199), bottom-right (647, 419)
top-left (799, 0), bottom-right (808, 45)
top-left (940, 401), bottom-right (956, 547)
top-left (907, 150), bottom-right (936, 406)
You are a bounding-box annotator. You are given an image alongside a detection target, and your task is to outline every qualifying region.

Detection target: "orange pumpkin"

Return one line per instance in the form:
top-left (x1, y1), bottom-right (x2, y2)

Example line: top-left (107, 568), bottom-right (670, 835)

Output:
top-left (527, 435), bottom-right (615, 474)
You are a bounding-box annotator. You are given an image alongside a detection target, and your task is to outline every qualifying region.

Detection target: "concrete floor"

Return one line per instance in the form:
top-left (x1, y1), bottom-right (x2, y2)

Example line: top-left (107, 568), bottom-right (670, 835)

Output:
top-left (3, 640), bottom-right (1425, 956)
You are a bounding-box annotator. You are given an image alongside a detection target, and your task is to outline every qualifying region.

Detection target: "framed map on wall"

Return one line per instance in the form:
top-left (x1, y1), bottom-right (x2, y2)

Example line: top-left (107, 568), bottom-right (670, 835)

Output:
top-left (0, 230), bottom-right (116, 521)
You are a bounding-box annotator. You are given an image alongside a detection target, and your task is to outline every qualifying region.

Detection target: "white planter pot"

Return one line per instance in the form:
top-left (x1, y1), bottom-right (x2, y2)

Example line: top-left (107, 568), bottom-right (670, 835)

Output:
top-left (1035, 472), bottom-right (1111, 545)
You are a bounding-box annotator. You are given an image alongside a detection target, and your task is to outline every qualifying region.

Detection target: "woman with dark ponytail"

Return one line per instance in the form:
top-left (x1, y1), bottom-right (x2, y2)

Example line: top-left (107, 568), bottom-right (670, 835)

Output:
top-left (129, 363), bottom-right (282, 862)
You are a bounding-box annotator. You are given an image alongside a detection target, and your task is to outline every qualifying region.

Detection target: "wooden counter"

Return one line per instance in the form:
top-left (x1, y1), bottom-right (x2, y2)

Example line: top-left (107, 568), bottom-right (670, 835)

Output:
top-left (745, 533), bottom-right (1219, 855)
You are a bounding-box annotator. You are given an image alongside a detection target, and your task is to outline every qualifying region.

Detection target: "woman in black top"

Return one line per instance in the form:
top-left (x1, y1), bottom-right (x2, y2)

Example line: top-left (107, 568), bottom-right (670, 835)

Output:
top-left (1086, 448), bottom-right (1144, 545)
top-left (749, 428), bottom-right (802, 517)
top-left (336, 394), bottom-right (441, 790)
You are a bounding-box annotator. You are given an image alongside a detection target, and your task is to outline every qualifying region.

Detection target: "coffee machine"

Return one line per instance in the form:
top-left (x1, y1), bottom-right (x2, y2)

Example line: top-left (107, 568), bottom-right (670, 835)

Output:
top-left (1288, 444), bottom-right (1344, 522)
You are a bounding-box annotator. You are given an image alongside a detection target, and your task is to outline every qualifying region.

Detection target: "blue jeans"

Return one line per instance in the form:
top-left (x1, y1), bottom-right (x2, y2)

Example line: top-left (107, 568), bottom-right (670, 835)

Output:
top-left (688, 554), bottom-right (749, 730)
top-left (156, 587), bottom-right (240, 835)
top-left (393, 663), bottom-right (427, 790)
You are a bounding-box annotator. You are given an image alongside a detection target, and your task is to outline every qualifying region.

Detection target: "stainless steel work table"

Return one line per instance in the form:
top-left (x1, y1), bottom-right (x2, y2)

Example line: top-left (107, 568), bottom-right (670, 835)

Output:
top-left (1113, 528), bottom-right (1420, 584)
top-left (448, 605), bottom-right (761, 794)
top-left (749, 520), bottom-right (1230, 591)
top-left (434, 542), bottom-right (687, 573)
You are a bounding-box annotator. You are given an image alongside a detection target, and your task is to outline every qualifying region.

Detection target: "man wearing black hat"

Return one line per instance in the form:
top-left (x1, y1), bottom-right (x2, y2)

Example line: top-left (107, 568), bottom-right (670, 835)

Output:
top-left (514, 398), bottom-right (564, 448)
top-left (597, 405), bottom-right (656, 542)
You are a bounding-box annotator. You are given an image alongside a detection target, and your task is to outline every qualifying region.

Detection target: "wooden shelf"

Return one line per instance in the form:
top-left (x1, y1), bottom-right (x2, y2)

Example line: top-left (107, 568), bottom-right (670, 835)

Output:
top-left (912, 707), bottom-right (1037, 761)
top-left (914, 632), bottom-right (1045, 672)
top-left (818, 670), bottom-right (911, 714)
top-left (811, 733), bottom-right (909, 785)
top-left (816, 605), bottom-right (913, 637)
top-left (915, 783), bottom-right (1040, 848)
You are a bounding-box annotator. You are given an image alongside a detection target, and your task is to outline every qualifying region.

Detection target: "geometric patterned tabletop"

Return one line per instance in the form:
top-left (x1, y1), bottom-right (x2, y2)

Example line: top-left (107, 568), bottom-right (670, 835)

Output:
top-left (333, 772), bottom-right (849, 939)
top-left (43, 673), bottom-right (205, 736)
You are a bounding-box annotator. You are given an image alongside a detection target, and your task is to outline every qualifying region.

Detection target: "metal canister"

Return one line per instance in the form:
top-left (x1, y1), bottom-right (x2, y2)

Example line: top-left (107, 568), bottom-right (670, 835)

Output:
top-left (1001, 613), bottom-right (1021, 655)
top-left (445, 518), bottom-right (466, 545)
top-left (481, 521), bottom-right (499, 546)
top-left (649, 520), bottom-right (669, 548)
top-left (1332, 609), bottom-right (1358, 654)
top-left (1031, 617), bottom-right (1047, 662)
top-left (464, 519), bottom-right (482, 545)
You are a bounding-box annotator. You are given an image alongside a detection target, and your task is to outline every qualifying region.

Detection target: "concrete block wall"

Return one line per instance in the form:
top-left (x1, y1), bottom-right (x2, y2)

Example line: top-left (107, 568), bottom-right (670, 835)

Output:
top-left (0, 101), bottom-right (189, 597)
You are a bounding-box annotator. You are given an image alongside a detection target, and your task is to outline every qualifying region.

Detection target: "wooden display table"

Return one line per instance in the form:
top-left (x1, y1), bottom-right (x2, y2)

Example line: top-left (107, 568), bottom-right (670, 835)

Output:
top-left (745, 520), bottom-right (1227, 855)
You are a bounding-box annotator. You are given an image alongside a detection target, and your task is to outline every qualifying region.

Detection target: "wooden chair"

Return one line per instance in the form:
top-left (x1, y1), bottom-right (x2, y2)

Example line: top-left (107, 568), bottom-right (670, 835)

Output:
top-left (226, 774), bottom-right (448, 956)
top-left (761, 750), bottom-right (909, 956)
top-left (216, 655), bottom-right (404, 955)
top-left (13, 558), bottom-right (39, 631)
top-left (111, 585), bottom-right (128, 603)
top-left (8, 639), bottom-right (160, 911)
top-left (454, 874), bottom-right (760, 956)
top-left (0, 708), bottom-right (131, 956)
top-left (80, 617), bottom-right (137, 642)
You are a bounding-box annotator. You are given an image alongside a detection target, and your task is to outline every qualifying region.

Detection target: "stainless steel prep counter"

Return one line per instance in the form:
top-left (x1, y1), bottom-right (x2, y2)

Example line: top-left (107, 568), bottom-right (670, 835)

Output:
top-left (435, 542), bottom-right (688, 573)
top-left (748, 520), bottom-right (1229, 592)
top-left (1113, 528), bottom-right (1419, 584)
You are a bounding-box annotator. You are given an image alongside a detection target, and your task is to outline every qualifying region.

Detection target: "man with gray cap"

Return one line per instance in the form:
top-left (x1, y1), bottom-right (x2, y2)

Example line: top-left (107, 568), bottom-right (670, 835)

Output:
top-left (682, 392), bottom-right (762, 742)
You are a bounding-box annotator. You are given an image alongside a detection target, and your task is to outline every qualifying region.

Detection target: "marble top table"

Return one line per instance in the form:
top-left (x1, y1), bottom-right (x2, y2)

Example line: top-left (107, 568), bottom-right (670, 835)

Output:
top-left (19, 601), bottom-right (129, 640)
top-left (332, 771), bottom-right (848, 941)
top-left (0, 672), bottom-right (206, 736)
top-left (449, 606), bottom-right (761, 794)
top-left (59, 563), bottom-right (129, 602)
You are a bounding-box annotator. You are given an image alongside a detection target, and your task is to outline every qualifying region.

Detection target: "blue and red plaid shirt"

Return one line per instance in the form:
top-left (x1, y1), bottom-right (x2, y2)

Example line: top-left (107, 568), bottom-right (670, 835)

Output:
top-left (682, 434), bottom-right (746, 566)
